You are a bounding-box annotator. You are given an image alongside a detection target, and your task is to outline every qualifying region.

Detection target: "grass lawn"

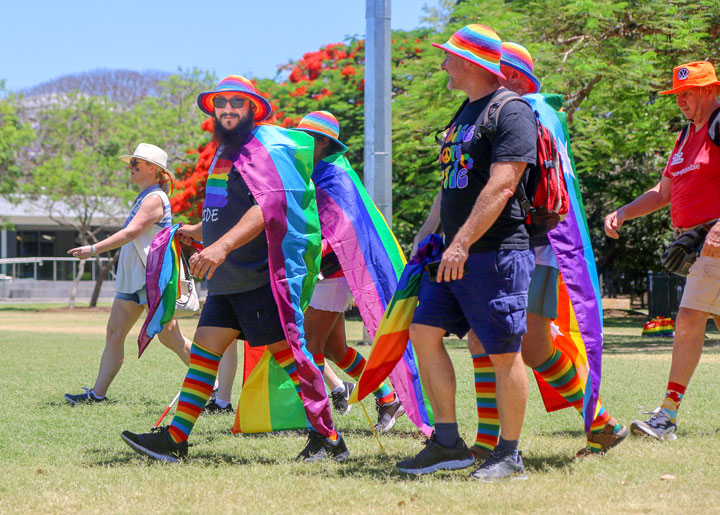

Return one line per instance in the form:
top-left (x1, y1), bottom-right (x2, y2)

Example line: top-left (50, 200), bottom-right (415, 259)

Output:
top-left (1, 307), bottom-right (719, 513)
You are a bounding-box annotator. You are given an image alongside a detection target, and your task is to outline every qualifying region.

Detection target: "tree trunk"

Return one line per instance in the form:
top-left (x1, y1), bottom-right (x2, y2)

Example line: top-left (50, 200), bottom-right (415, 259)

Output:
top-left (89, 250), bottom-right (120, 308)
top-left (69, 259), bottom-right (87, 309)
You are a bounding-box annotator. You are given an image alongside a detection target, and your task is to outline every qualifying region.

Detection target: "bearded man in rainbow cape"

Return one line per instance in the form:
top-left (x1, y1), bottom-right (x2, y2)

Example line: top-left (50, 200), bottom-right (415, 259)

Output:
top-left (121, 75), bottom-right (348, 463)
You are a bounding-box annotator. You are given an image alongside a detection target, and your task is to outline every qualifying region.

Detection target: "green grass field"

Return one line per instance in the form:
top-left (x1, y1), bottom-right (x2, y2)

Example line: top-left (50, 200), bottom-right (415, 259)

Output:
top-left (1, 306), bottom-right (720, 514)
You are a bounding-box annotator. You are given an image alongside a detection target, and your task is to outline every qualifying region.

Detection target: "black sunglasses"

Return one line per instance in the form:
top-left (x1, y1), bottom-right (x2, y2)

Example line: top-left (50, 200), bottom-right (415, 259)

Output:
top-left (212, 97), bottom-right (246, 108)
top-left (129, 158), bottom-right (142, 168)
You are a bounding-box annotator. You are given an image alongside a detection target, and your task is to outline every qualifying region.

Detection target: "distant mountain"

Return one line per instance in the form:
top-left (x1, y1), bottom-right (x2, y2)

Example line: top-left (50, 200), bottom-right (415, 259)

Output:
top-left (21, 69), bottom-right (171, 107)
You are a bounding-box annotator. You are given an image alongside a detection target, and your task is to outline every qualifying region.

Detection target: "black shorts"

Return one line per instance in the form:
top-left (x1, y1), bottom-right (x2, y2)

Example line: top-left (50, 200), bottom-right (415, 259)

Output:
top-left (198, 283), bottom-right (286, 347)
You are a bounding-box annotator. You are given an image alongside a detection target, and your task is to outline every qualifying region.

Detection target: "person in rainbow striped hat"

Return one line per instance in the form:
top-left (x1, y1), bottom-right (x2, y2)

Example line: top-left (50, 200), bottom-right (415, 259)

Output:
top-left (294, 111), bottom-right (407, 434)
top-left (460, 42), bottom-right (628, 461)
top-left (398, 24), bottom-right (538, 482)
top-left (121, 76), bottom-right (349, 463)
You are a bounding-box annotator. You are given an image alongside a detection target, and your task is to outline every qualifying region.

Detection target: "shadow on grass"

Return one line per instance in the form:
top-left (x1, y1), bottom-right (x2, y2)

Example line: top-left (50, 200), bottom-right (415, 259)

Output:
top-left (603, 337), bottom-right (720, 354)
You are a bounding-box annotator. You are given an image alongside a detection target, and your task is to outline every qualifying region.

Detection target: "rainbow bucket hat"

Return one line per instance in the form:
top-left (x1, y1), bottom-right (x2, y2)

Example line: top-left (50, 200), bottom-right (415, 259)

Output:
top-left (500, 42), bottom-right (541, 94)
top-left (293, 111), bottom-right (348, 152)
top-left (196, 75), bottom-right (272, 122)
top-left (432, 24), bottom-right (505, 79)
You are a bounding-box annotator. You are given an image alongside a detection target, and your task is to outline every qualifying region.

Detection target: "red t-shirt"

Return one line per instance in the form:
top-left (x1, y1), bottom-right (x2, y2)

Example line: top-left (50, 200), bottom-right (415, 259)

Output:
top-left (320, 239), bottom-right (344, 279)
top-left (663, 117), bottom-right (720, 228)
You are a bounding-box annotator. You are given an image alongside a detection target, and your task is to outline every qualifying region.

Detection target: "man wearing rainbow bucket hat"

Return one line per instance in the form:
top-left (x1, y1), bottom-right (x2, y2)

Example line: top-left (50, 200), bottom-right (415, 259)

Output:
top-left (605, 61), bottom-right (720, 441)
top-left (121, 76), bottom-right (349, 463)
top-left (397, 25), bottom-right (537, 481)
top-left (460, 42), bottom-right (628, 460)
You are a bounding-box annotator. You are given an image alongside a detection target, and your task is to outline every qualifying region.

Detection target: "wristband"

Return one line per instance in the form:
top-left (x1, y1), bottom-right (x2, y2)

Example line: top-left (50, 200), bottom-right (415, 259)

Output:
top-left (90, 244), bottom-right (97, 256)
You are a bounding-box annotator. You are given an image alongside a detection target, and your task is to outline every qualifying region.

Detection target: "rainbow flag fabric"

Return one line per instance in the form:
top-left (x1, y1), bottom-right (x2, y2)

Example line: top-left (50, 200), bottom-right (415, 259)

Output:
top-left (312, 152), bottom-right (432, 434)
top-left (138, 224), bottom-right (182, 357)
top-left (348, 234), bottom-right (444, 434)
top-left (525, 93), bottom-right (603, 431)
top-left (642, 316), bottom-right (674, 337)
top-left (225, 124), bottom-right (333, 437)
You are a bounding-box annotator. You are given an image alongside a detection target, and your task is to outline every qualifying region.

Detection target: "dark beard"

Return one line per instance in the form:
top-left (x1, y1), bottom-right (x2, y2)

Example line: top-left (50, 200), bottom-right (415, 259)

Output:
top-left (213, 115), bottom-right (255, 153)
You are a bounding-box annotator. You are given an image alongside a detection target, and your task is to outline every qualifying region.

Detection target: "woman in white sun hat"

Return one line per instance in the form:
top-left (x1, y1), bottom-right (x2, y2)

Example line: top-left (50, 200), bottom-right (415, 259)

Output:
top-left (64, 143), bottom-right (192, 404)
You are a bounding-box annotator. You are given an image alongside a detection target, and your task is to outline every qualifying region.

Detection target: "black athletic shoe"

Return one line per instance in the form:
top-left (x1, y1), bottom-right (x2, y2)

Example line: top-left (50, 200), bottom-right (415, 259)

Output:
top-left (121, 426), bottom-right (188, 463)
top-left (204, 398), bottom-right (234, 414)
top-left (331, 382), bottom-right (355, 415)
top-left (64, 387), bottom-right (106, 405)
top-left (470, 447), bottom-right (526, 482)
top-left (396, 433), bottom-right (474, 475)
top-left (374, 395), bottom-right (405, 433)
top-left (297, 430), bottom-right (350, 463)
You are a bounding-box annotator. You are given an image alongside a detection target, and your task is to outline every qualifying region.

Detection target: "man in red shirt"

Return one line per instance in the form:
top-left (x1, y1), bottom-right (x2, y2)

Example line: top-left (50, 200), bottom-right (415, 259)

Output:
top-left (604, 61), bottom-right (720, 440)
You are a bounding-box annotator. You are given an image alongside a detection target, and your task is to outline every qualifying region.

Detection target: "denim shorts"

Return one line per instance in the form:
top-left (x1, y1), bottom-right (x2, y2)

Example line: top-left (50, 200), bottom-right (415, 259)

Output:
top-left (198, 282), bottom-right (286, 347)
top-left (412, 249), bottom-right (534, 354)
top-left (526, 264), bottom-right (559, 319)
top-left (115, 287), bottom-right (147, 305)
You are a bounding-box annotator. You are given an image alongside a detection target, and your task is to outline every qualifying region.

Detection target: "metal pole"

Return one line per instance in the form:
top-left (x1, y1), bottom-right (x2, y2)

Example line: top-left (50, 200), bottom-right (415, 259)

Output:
top-left (364, 0), bottom-right (393, 226)
top-left (0, 228), bottom-right (6, 276)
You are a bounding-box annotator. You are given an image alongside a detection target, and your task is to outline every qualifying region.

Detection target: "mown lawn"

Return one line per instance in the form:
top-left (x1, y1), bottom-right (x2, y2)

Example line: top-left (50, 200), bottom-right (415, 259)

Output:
top-left (1, 307), bottom-right (719, 514)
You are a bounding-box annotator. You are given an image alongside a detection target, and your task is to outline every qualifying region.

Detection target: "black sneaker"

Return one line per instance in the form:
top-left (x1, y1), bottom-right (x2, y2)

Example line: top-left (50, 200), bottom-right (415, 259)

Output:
top-left (331, 382), bottom-right (355, 415)
top-left (470, 447), bottom-right (526, 482)
top-left (204, 398), bottom-right (235, 414)
top-left (396, 433), bottom-right (474, 475)
top-left (374, 395), bottom-right (406, 433)
top-left (64, 387), bottom-right (106, 405)
top-left (120, 426), bottom-right (188, 463)
top-left (297, 430), bottom-right (350, 463)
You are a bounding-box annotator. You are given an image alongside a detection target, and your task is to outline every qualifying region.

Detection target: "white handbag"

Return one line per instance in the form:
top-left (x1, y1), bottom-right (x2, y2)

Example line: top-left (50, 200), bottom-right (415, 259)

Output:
top-left (175, 251), bottom-right (200, 316)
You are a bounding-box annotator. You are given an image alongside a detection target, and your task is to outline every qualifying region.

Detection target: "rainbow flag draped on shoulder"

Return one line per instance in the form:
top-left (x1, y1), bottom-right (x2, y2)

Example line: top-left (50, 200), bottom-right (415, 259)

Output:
top-left (228, 124), bottom-right (333, 437)
top-left (526, 93), bottom-right (603, 432)
top-left (137, 224), bottom-right (182, 357)
top-left (348, 234), bottom-right (444, 435)
top-left (312, 152), bottom-right (432, 435)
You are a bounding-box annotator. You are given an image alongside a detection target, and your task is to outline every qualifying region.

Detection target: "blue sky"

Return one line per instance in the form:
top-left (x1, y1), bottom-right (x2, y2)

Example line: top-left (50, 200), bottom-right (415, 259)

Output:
top-left (1, 0), bottom-right (437, 92)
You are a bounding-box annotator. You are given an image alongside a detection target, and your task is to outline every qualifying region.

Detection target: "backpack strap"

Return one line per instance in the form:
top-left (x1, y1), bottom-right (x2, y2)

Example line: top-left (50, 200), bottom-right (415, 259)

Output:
top-left (477, 88), bottom-right (530, 144)
top-left (708, 106), bottom-right (720, 147)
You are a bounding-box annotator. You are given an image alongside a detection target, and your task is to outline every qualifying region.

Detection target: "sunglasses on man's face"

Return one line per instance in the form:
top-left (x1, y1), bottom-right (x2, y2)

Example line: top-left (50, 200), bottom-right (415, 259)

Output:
top-left (129, 158), bottom-right (142, 169)
top-left (213, 96), bottom-right (246, 109)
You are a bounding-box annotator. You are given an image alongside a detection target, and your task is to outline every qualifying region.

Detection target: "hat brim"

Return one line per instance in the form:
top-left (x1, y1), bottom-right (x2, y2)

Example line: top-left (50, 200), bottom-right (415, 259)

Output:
top-left (432, 42), bottom-right (506, 80)
top-left (659, 80), bottom-right (720, 95)
top-left (196, 91), bottom-right (272, 121)
top-left (119, 155), bottom-right (176, 180)
top-left (291, 128), bottom-right (348, 153)
top-left (500, 61), bottom-right (541, 94)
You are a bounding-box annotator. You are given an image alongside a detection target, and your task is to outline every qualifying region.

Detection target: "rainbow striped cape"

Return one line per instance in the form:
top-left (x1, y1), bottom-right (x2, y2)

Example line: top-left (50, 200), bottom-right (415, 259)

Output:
top-left (228, 124), bottom-right (333, 437)
top-left (235, 151), bottom-right (432, 435)
top-left (313, 152), bottom-right (432, 435)
top-left (526, 93), bottom-right (603, 431)
top-left (348, 234), bottom-right (444, 434)
top-left (138, 224), bottom-right (182, 357)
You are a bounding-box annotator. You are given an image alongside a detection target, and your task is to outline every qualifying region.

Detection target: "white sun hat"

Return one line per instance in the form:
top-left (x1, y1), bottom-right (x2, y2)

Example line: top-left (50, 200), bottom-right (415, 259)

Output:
top-left (120, 143), bottom-right (175, 179)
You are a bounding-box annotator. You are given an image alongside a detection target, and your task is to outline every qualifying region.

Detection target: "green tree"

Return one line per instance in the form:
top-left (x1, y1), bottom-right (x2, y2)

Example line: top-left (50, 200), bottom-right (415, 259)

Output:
top-left (0, 81), bottom-right (35, 197)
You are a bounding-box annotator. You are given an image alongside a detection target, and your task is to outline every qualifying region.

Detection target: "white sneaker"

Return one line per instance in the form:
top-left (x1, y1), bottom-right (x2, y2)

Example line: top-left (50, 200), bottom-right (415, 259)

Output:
top-left (630, 408), bottom-right (677, 441)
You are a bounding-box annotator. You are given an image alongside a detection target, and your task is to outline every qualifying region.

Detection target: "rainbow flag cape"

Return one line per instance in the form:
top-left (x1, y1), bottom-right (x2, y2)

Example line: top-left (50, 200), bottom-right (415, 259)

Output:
top-left (526, 93), bottom-right (603, 431)
top-left (137, 224), bottom-right (182, 357)
top-left (227, 124), bottom-right (333, 437)
top-left (348, 234), bottom-right (444, 434)
top-left (312, 152), bottom-right (432, 435)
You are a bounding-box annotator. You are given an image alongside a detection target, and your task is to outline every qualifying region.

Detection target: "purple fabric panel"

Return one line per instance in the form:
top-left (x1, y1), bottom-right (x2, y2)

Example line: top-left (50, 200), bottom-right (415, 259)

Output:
top-left (548, 203), bottom-right (602, 431)
top-left (234, 135), bottom-right (333, 437)
top-left (138, 226), bottom-right (173, 356)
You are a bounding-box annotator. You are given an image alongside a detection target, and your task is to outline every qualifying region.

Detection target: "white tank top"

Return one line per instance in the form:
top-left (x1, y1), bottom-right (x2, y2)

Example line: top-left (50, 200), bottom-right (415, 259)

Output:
top-left (116, 186), bottom-right (171, 294)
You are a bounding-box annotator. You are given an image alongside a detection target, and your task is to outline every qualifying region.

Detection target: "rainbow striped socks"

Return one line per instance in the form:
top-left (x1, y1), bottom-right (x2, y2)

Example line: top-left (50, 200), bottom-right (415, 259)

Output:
top-left (472, 354), bottom-right (499, 453)
top-left (313, 354), bottom-right (325, 373)
top-left (534, 347), bottom-right (584, 412)
top-left (168, 343), bottom-right (222, 444)
top-left (661, 381), bottom-right (686, 424)
top-left (272, 348), bottom-right (303, 400)
top-left (336, 347), bottom-right (394, 404)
